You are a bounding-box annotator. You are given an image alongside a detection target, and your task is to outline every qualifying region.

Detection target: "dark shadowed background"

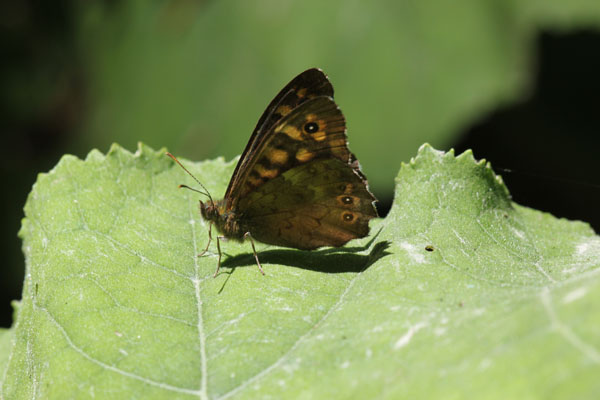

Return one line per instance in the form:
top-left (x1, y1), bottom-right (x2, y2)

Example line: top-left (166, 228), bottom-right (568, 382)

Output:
top-left (1, 1), bottom-right (599, 327)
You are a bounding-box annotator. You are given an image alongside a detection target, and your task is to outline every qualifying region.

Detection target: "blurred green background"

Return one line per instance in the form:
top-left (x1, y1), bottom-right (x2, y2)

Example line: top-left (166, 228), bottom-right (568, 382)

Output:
top-left (2, 0), bottom-right (600, 327)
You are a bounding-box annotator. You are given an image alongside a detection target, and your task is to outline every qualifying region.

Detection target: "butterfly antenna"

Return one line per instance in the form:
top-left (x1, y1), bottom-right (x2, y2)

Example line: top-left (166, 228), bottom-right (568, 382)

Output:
top-left (165, 152), bottom-right (214, 204)
top-left (178, 184), bottom-right (208, 196)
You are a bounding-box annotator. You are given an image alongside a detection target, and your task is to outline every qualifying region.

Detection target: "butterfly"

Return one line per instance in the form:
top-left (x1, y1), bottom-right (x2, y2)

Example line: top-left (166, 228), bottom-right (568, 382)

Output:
top-left (167, 68), bottom-right (378, 276)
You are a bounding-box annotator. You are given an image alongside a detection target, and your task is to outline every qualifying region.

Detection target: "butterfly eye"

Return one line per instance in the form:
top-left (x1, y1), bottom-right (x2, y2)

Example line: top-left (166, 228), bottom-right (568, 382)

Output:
top-left (303, 122), bottom-right (319, 133)
top-left (343, 212), bottom-right (355, 222)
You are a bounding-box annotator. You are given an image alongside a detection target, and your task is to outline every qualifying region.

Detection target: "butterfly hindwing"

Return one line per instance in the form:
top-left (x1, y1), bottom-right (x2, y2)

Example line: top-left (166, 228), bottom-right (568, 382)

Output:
top-left (238, 159), bottom-right (377, 250)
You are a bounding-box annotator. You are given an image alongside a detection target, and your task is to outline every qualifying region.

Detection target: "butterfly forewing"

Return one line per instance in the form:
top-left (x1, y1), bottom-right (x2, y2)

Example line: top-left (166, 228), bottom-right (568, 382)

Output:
top-left (227, 96), bottom-right (351, 207)
top-left (225, 68), bottom-right (333, 204)
top-left (251, 68), bottom-right (333, 137)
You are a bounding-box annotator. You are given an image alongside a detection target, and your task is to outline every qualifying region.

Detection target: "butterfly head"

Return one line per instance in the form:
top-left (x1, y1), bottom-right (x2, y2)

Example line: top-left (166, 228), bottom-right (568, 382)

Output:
top-left (199, 199), bottom-right (219, 222)
top-left (200, 198), bottom-right (243, 239)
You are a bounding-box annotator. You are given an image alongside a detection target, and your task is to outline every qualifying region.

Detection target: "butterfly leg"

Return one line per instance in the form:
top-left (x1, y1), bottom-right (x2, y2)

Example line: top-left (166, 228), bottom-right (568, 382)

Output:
top-left (198, 222), bottom-right (213, 257)
top-left (213, 234), bottom-right (226, 278)
top-left (244, 232), bottom-right (265, 275)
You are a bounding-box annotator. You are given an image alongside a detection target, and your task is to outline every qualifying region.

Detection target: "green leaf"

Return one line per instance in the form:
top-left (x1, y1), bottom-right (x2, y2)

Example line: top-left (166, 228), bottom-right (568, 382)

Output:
top-left (2, 143), bottom-right (599, 399)
top-left (0, 327), bottom-right (14, 381)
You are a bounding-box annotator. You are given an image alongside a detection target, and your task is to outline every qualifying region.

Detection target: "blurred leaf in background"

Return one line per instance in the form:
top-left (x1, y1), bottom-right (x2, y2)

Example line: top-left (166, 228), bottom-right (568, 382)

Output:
top-left (76, 0), bottom-right (532, 195)
top-left (1, 0), bottom-right (600, 329)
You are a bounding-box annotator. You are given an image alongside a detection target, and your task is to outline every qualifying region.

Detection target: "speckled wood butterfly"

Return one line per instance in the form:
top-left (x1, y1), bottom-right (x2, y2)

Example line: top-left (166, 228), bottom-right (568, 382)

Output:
top-left (168, 68), bottom-right (378, 276)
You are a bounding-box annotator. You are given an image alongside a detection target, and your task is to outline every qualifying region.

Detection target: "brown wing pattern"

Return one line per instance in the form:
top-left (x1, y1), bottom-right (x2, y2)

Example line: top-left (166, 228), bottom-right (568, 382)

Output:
top-left (225, 68), bottom-right (333, 203)
top-left (238, 159), bottom-right (378, 250)
top-left (226, 96), bottom-right (352, 209)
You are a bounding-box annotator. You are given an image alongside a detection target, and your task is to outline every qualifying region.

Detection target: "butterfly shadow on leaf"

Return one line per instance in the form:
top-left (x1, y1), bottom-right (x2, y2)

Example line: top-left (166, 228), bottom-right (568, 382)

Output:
top-left (218, 228), bottom-right (390, 276)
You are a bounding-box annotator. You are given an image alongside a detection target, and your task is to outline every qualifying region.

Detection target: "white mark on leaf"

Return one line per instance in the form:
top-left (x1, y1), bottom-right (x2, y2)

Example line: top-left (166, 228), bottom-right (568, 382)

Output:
top-left (394, 322), bottom-right (427, 350)
top-left (576, 242), bottom-right (589, 255)
top-left (562, 287), bottom-right (587, 304)
top-left (478, 358), bottom-right (492, 371)
top-left (472, 308), bottom-right (486, 316)
top-left (511, 227), bottom-right (525, 239)
top-left (575, 237), bottom-right (600, 260)
top-left (434, 327), bottom-right (447, 336)
top-left (400, 242), bottom-right (425, 264)
top-left (282, 357), bottom-right (302, 374)
top-left (451, 228), bottom-right (467, 245)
